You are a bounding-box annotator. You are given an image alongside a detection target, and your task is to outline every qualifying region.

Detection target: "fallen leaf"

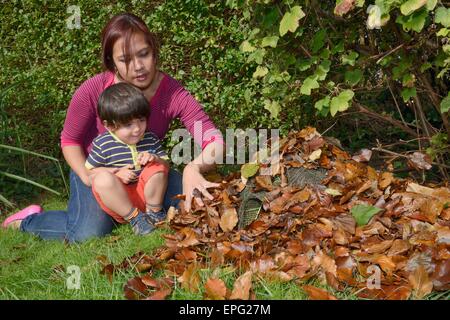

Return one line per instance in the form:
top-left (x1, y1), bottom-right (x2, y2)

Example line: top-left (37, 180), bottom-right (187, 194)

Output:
top-left (178, 228), bottom-right (200, 247)
top-left (255, 175), bottom-right (273, 191)
top-left (220, 206), bottom-right (238, 232)
top-left (407, 152), bottom-right (432, 170)
top-left (387, 239), bottom-right (410, 256)
top-left (303, 285), bottom-right (338, 300)
top-left (178, 263), bottom-right (201, 293)
top-left (431, 259), bottom-right (450, 291)
top-left (352, 148), bottom-right (372, 162)
top-left (230, 271), bottom-right (253, 300)
top-left (351, 204), bottom-right (382, 226)
top-left (363, 240), bottom-right (393, 254)
top-left (379, 172), bottom-right (393, 190)
top-left (241, 163), bottom-right (260, 178)
top-left (146, 288), bottom-right (172, 300)
top-left (312, 250), bottom-right (337, 277)
top-left (124, 277), bottom-right (148, 300)
top-left (309, 149), bottom-right (322, 161)
top-left (408, 265), bottom-right (433, 299)
top-left (204, 278), bottom-right (227, 300)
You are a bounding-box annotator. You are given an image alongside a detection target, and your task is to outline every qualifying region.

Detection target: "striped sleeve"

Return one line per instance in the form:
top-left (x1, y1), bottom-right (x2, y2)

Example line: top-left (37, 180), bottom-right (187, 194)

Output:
top-left (85, 138), bottom-right (106, 169)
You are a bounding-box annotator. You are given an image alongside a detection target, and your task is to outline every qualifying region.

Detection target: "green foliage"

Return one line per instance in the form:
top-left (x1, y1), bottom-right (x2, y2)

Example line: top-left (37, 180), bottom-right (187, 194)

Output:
top-left (351, 204), bottom-right (382, 226)
top-left (279, 6), bottom-right (305, 36)
top-left (1, 0), bottom-right (449, 208)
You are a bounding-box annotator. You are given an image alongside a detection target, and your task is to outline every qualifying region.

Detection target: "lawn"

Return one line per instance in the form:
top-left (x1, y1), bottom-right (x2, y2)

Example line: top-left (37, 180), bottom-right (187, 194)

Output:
top-left (1, 195), bottom-right (449, 300)
top-left (0, 195), bottom-right (315, 300)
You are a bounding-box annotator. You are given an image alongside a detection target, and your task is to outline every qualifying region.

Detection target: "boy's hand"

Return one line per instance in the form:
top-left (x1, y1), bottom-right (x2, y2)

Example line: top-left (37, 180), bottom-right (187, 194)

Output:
top-left (137, 152), bottom-right (156, 166)
top-left (115, 164), bottom-right (137, 184)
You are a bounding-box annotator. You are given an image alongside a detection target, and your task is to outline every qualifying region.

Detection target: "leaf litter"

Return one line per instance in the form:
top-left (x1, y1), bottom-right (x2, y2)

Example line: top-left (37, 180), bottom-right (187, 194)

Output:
top-left (99, 127), bottom-right (450, 300)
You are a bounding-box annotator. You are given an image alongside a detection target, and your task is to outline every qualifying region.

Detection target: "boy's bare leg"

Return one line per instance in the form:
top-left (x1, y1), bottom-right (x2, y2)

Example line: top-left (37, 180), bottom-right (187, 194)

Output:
top-left (144, 172), bottom-right (168, 213)
top-left (92, 172), bottom-right (133, 217)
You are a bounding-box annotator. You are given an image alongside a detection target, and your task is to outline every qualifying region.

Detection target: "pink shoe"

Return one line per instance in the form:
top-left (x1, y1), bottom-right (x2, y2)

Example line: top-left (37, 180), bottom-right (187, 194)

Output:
top-left (2, 204), bottom-right (43, 228)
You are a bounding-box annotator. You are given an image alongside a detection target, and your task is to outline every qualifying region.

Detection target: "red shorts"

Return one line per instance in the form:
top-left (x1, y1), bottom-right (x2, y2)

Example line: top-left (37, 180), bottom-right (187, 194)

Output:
top-left (92, 163), bottom-right (169, 224)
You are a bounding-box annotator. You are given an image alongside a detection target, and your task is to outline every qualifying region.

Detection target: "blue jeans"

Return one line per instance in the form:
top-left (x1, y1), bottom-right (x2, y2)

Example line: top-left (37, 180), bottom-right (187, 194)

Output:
top-left (20, 169), bottom-right (182, 242)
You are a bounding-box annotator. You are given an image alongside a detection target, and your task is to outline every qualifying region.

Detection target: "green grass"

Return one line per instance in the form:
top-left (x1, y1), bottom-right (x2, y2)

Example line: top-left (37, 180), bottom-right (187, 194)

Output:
top-left (1, 195), bottom-right (448, 300)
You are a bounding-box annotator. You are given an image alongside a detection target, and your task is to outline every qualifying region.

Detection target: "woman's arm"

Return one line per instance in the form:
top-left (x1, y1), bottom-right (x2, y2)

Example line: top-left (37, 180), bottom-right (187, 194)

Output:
top-left (183, 141), bottom-right (224, 212)
top-left (63, 145), bottom-right (119, 186)
top-left (62, 145), bottom-right (91, 186)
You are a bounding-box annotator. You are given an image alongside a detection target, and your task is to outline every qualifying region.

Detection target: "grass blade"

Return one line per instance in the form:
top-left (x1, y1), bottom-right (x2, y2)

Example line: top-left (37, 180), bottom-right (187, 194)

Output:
top-left (0, 171), bottom-right (61, 195)
top-left (0, 192), bottom-right (14, 208)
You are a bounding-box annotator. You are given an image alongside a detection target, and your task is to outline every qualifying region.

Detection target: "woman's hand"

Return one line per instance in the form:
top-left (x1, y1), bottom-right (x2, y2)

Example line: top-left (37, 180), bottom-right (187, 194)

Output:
top-left (182, 163), bottom-right (220, 212)
top-left (114, 164), bottom-right (137, 184)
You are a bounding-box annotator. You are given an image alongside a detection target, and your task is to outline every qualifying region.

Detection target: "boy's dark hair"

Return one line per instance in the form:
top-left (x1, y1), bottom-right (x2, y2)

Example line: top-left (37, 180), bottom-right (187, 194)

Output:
top-left (98, 83), bottom-right (150, 127)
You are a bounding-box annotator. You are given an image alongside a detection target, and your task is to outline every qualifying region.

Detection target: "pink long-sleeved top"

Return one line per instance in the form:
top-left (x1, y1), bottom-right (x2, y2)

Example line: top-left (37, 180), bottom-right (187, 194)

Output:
top-left (61, 71), bottom-right (224, 156)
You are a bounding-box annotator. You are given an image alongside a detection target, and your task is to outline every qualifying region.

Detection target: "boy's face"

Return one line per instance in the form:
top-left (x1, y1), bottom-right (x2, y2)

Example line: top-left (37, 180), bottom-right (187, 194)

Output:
top-left (108, 117), bottom-right (147, 145)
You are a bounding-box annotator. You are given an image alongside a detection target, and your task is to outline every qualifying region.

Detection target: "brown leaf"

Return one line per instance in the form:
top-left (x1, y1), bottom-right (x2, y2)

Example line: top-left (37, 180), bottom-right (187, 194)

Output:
top-left (312, 250), bottom-right (337, 277)
top-left (124, 277), bottom-right (148, 300)
top-left (303, 285), bottom-right (338, 300)
top-left (374, 255), bottom-right (397, 276)
top-left (178, 263), bottom-right (201, 293)
top-left (407, 152), bottom-right (432, 170)
top-left (362, 240), bottom-right (393, 254)
top-left (431, 259), bottom-right (450, 291)
top-left (298, 127), bottom-right (320, 140)
top-left (175, 248), bottom-right (198, 261)
top-left (255, 175), bottom-right (273, 191)
top-left (219, 206), bottom-right (238, 232)
top-left (250, 256), bottom-right (276, 274)
top-left (334, 0), bottom-right (356, 16)
top-left (287, 254), bottom-right (310, 279)
top-left (178, 228), bottom-right (200, 247)
top-left (167, 206), bottom-right (177, 223)
top-left (387, 239), bottom-right (410, 256)
top-left (230, 271), bottom-right (253, 300)
top-left (96, 255), bottom-right (110, 267)
top-left (204, 278), bottom-right (227, 300)
top-left (379, 172), bottom-right (394, 190)
top-left (146, 288), bottom-right (172, 300)
top-left (408, 265), bottom-right (433, 299)
top-left (100, 264), bottom-right (115, 283)
top-left (352, 148), bottom-right (372, 162)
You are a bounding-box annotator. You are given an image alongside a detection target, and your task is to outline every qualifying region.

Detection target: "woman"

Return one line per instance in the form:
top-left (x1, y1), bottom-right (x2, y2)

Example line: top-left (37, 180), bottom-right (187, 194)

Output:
top-left (2, 13), bottom-right (224, 242)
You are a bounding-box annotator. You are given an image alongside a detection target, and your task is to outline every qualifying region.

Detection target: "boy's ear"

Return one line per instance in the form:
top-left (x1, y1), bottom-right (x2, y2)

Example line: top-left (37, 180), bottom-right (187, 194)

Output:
top-left (103, 120), bottom-right (114, 130)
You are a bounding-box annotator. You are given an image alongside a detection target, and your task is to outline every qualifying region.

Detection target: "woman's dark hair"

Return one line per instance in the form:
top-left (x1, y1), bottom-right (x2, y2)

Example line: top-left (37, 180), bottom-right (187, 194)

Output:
top-left (101, 13), bottom-right (159, 72)
top-left (98, 83), bottom-right (150, 127)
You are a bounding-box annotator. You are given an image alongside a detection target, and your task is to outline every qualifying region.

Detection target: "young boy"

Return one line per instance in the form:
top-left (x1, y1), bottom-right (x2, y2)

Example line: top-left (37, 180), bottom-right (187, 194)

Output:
top-left (86, 83), bottom-right (169, 235)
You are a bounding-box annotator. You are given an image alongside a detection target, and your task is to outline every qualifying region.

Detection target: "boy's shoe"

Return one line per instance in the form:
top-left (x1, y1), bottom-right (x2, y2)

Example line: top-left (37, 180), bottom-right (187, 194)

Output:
top-left (2, 204), bottom-right (43, 229)
top-left (146, 208), bottom-right (166, 225)
top-left (129, 211), bottom-right (155, 235)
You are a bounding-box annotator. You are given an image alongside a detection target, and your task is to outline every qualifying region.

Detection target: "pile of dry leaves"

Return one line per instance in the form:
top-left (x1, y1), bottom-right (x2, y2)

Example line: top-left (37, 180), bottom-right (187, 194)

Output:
top-left (99, 127), bottom-right (450, 300)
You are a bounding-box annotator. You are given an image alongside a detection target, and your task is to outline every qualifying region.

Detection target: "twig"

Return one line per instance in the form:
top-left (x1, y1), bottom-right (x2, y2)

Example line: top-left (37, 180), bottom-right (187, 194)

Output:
top-left (355, 103), bottom-right (418, 138)
top-left (372, 147), bottom-right (450, 169)
top-left (387, 80), bottom-right (407, 126)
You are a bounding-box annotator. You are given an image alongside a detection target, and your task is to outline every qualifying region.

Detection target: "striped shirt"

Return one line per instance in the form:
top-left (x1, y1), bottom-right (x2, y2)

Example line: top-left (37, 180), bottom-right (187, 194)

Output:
top-left (61, 71), bottom-right (224, 156)
top-left (85, 131), bottom-right (169, 176)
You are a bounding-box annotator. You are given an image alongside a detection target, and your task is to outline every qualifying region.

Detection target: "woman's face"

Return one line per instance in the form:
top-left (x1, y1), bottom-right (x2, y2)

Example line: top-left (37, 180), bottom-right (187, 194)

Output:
top-left (112, 32), bottom-right (156, 90)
